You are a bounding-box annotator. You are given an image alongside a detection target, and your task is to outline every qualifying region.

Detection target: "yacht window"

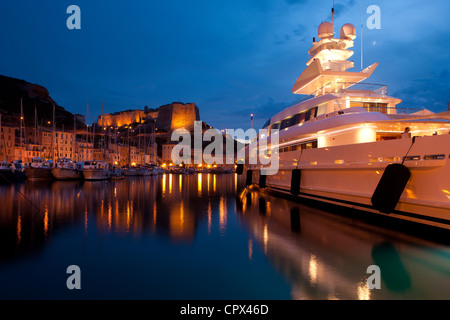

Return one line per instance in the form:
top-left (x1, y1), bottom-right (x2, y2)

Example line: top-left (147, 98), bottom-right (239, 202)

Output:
top-left (280, 117), bottom-right (295, 130)
top-left (271, 122), bottom-right (281, 130)
top-left (278, 140), bottom-right (318, 153)
top-left (305, 107), bottom-right (318, 122)
top-left (293, 112), bottom-right (306, 125)
top-left (363, 102), bottom-right (387, 114)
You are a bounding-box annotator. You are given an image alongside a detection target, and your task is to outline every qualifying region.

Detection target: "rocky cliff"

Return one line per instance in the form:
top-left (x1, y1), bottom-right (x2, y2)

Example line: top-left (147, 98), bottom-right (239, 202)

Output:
top-left (0, 75), bottom-right (83, 130)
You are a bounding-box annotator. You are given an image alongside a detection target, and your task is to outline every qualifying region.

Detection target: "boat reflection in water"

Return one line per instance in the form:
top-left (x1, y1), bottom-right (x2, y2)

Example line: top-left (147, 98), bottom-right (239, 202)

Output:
top-left (1, 174), bottom-right (449, 299)
top-left (235, 186), bottom-right (450, 300)
top-left (0, 173), bottom-right (247, 299)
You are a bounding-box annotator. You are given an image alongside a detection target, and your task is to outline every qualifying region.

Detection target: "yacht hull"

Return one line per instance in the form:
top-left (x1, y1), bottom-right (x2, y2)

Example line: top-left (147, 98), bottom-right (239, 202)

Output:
top-left (244, 134), bottom-right (450, 230)
top-left (52, 168), bottom-right (82, 180)
top-left (25, 167), bottom-right (54, 180)
top-left (83, 169), bottom-right (108, 181)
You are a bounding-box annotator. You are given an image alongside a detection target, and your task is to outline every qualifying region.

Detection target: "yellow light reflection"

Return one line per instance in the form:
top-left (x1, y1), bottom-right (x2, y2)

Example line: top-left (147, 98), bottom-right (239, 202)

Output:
top-left (169, 174), bottom-right (173, 194)
top-left (43, 206), bottom-right (49, 238)
top-left (213, 174), bottom-right (216, 192)
top-left (405, 188), bottom-right (417, 199)
top-left (442, 190), bottom-right (450, 200)
top-left (153, 202), bottom-right (157, 226)
top-left (357, 280), bottom-right (371, 300)
top-left (198, 173), bottom-right (202, 195)
top-left (108, 201), bottom-right (112, 231)
top-left (207, 173), bottom-right (210, 193)
top-left (179, 174), bottom-right (182, 192)
top-left (17, 215), bottom-right (22, 244)
top-left (162, 174), bottom-right (166, 194)
top-left (309, 254), bottom-right (318, 286)
top-left (126, 200), bottom-right (131, 232)
top-left (219, 196), bottom-right (227, 232)
top-left (263, 224), bottom-right (268, 254)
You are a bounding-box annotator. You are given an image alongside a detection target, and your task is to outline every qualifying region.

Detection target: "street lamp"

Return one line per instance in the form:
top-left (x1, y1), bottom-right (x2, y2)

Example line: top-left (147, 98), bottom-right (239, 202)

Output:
top-left (250, 113), bottom-right (254, 142)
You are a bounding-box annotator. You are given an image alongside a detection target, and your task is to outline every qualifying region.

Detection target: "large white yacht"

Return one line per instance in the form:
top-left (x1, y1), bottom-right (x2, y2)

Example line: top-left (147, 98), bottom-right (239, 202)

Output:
top-left (239, 17), bottom-right (450, 231)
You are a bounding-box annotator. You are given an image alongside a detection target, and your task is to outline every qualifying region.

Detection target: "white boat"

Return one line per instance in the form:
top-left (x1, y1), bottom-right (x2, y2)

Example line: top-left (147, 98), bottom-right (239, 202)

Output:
top-left (239, 11), bottom-right (450, 231)
top-left (25, 157), bottom-right (54, 180)
top-left (52, 158), bottom-right (83, 180)
top-left (82, 160), bottom-right (109, 180)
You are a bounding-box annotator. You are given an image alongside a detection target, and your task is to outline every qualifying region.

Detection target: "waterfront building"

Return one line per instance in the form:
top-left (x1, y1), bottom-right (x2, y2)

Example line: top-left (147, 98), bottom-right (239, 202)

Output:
top-left (0, 125), bottom-right (15, 160)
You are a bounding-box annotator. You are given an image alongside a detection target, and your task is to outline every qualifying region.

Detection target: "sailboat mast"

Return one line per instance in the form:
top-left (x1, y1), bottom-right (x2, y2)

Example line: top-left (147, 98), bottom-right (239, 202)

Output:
top-left (20, 97), bottom-right (23, 161)
top-left (34, 103), bottom-right (38, 157)
top-left (73, 115), bottom-right (76, 161)
top-left (52, 103), bottom-right (55, 161)
top-left (139, 126), bottom-right (141, 165)
top-left (361, 0), bottom-right (364, 71)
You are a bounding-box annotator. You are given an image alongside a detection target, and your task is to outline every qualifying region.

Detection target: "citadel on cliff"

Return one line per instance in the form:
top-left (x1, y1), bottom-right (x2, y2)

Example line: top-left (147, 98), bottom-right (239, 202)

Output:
top-left (0, 75), bottom-right (240, 167)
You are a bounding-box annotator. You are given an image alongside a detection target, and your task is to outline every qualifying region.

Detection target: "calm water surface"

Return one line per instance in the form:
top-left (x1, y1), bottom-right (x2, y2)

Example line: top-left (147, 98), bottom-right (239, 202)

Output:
top-left (0, 173), bottom-right (449, 300)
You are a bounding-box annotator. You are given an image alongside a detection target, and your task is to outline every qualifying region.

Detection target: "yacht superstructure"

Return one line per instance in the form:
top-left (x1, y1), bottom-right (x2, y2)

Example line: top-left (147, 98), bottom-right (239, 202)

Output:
top-left (239, 14), bottom-right (450, 231)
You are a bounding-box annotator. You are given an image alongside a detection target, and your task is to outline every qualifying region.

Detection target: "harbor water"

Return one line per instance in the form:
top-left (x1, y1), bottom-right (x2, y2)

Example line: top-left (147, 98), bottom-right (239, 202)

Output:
top-left (0, 173), bottom-right (449, 300)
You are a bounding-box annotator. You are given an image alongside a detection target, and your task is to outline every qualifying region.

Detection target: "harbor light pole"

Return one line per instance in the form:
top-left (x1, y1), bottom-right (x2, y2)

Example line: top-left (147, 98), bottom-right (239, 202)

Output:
top-left (250, 113), bottom-right (254, 142)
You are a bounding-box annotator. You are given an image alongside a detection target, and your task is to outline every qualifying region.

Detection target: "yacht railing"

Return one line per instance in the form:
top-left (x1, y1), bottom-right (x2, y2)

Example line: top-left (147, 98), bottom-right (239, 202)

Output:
top-left (292, 81), bottom-right (390, 105)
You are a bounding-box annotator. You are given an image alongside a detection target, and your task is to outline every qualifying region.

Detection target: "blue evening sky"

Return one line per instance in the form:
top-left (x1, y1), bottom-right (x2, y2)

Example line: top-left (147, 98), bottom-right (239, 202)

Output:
top-left (0, 0), bottom-right (449, 130)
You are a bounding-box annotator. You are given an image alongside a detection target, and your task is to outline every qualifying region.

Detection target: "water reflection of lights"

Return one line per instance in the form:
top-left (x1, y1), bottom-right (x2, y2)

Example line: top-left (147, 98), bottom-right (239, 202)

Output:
top-left (108, 201), bottom-right (112, 231)
top-left (198, 173), bottom-right (202, 195)
top-left (153, 202), bottom-right (157, 226)
top-left (309, 254), bottom-right (318, 286)
top-left (248, 238), bottom-right (253, 261)
top-left (44, 206), bottom-right (49, 238)
top-left (16, 215), bottom-right (22, 245)
top-left (357, 280), bottom-right (371, 300)
top-left (263, 224), bottom-right (268, 254)
top-left (162, 174), bottom-right (166, 194)
top-left (207, 174), bottom-right (210, 193)
top-left (219, 196), bottom-right (227, 234)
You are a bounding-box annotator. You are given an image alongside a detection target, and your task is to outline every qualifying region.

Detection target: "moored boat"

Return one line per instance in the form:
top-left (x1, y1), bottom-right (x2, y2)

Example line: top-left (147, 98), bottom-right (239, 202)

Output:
top-left (25, 157), bottom-right (54, 180)
top-left (82, 160), bottom-right (109, 180)
top-left (11, 160), bottom-right (27, 180)
top-left (124, 166), bottom-right (139, 176)
top-left (52, 158), bottom-right (83, 180)
top-left (238, 8), bottom-right (450, 231)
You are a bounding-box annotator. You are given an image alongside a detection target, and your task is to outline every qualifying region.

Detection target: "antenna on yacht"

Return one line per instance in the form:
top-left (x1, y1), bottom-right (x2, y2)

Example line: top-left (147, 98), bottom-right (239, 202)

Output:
top-left (361, 0), bottom-right (364, 71)
top-left (332, 0), bottom-right (335, 33)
